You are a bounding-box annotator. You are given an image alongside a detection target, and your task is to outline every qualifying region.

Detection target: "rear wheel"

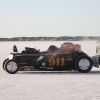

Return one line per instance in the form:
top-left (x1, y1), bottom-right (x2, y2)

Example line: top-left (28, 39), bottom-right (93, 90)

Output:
top-left (5, 59), bottom-right (19, 74)
top-left (75, 55), bottom-right (93, 73)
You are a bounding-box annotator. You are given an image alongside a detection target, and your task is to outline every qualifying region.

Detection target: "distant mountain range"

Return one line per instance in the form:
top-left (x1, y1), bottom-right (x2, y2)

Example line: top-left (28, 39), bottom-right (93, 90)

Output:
top-left (0, 36), bottom-right (100, 41)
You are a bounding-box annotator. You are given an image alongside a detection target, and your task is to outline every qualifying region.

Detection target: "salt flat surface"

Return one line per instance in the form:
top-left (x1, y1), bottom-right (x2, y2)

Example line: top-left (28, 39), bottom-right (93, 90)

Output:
top-left (0, 41), bottom-right (100, 100)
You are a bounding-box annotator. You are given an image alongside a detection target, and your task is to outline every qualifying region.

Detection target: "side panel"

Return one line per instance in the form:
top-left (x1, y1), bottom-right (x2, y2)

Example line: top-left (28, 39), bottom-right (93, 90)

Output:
top-left (13, 51), bottom-right (88, 71)
top-left (13, 54), bottom-right (41, 66)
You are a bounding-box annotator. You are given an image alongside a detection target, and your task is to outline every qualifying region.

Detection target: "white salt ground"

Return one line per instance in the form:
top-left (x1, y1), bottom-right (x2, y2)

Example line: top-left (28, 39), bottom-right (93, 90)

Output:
top-left (0, 41), bottom-right (100, 100)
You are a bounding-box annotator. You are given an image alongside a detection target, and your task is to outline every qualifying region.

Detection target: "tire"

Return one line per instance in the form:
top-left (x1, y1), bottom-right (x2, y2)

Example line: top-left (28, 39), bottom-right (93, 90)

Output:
top-left (5, 59), bottom-right (19, 74)
top-left (75, 55), bottom-right (93, 73)
top-left (2, 58), bottom-right (9, 70)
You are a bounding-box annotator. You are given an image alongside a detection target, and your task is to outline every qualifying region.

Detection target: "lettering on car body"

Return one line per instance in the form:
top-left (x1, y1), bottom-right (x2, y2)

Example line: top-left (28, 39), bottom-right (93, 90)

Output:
top-left (48, 57), bottom-right (65, 66)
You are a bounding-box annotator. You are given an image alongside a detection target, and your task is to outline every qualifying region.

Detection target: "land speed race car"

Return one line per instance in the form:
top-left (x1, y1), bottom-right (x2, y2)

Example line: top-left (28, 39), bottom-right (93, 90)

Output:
top-left (3, 42), bottom-right (94, 74)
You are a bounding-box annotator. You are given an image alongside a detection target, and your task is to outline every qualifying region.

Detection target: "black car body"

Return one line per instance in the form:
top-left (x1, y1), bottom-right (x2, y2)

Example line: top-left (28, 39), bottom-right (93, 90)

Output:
top-left (3, 42), bottom-right (93, 74)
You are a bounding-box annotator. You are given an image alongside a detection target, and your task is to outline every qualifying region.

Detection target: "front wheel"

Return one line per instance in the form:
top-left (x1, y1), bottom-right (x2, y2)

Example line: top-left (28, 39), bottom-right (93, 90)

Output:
top-left (5, 59), bottom-right (19, 74)
top-left (75, 55), bottom-right (93, 73)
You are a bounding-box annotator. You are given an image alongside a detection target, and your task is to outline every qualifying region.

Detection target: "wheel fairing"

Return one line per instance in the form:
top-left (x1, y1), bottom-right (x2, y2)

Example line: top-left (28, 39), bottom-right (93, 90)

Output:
top-left (2, 58), bottom-right (9, 70)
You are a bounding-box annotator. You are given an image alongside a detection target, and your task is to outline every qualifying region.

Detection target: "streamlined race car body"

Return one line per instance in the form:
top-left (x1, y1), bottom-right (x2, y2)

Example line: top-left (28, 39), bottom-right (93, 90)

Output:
top-left (3, 42), bottom-right (93, 74)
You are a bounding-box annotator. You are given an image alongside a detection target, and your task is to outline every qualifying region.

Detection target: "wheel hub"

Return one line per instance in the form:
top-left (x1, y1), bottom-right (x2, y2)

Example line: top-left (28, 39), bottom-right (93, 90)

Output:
top-left (7, 61), bottom-right (17, 72)
top-left (79, 58), bottom-right (90, 70)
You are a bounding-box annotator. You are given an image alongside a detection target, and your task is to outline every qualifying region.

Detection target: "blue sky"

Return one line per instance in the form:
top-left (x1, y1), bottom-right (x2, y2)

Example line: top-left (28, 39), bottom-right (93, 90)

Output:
top-left (0, 0), bottom-right (100, 38)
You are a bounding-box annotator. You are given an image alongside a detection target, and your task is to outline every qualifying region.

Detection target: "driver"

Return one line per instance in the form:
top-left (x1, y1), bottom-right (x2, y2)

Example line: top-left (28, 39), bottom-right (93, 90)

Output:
top-left (59, 42), bottom-right (70, 52)
top-left (61, 42), bottom-right (68, 48)
top-left (63, 43), bottom-right (67, 47)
